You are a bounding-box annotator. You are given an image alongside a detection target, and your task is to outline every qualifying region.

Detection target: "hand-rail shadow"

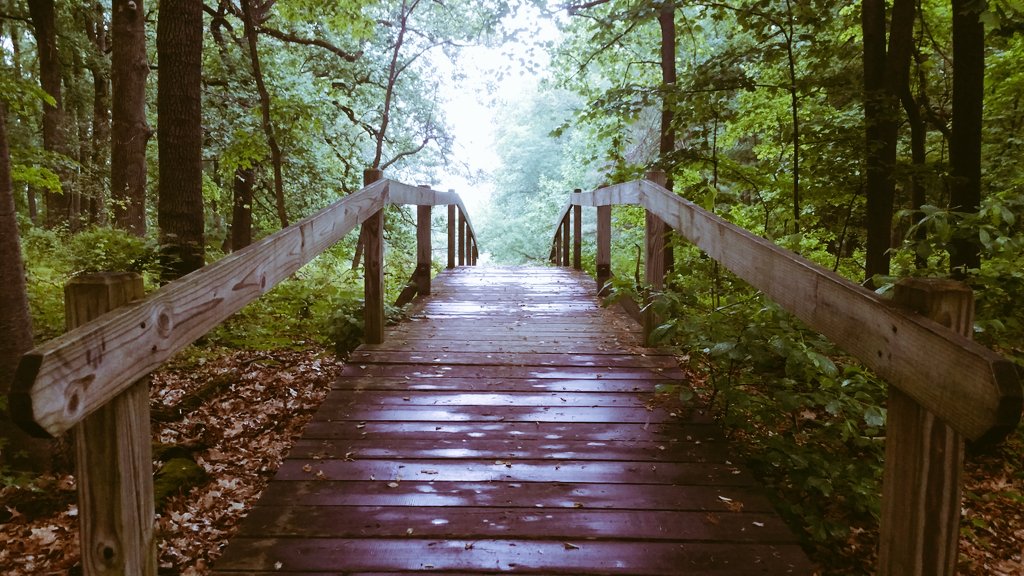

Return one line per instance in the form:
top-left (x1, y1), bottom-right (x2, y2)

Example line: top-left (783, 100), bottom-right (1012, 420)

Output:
top-left (550, 171), bottom-right (1022, 575)
top-left (8, 171), bottom-right (479, 575)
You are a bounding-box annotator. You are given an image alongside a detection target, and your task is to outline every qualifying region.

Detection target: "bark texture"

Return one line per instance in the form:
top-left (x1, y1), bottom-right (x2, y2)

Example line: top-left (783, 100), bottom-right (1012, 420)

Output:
top-left (111, 0), bottom-right (151, 236)
top-left (157, 0), bottom-right (206, 280)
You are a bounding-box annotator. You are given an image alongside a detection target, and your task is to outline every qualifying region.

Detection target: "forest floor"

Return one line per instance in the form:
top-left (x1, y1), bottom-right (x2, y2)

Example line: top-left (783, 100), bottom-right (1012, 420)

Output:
top-left (0, 345), bottom-right (1021, 575)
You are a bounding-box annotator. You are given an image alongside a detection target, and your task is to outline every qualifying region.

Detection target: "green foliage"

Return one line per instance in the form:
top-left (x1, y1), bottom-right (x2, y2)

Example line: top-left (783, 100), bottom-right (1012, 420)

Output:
top-left (635, 244), bottom-right (888, 561)
top-left (21, 226), bottom-right (160, 342)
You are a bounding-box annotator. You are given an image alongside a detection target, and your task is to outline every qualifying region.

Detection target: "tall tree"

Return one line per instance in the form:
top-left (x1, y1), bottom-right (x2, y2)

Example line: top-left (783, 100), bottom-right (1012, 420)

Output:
top-left (949, 0), bottom-right (984, 275)
top-left (157, 0), bottom-right (205, 280)
top-left (111, 0), bottom-right (151, 235)
top-left (0, 100), bottom-right (48, 471)
top-left (862, 0), bottom-right (915, 283)
top-left (83, 1), bottom-right (111, 225)
top-left (240, 0), bottom-right (289, 228)
top-left (27, 0), bottom-right (72, 229)
top-left (231, 166), bottom-right (254, 250)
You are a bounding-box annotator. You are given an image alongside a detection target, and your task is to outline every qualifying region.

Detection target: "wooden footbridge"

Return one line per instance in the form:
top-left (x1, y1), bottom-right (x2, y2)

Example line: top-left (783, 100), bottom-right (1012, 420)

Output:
top-left (212, 266), bottom-right (812, 574)
top-left (10, 172), bottom-right (1022, 575)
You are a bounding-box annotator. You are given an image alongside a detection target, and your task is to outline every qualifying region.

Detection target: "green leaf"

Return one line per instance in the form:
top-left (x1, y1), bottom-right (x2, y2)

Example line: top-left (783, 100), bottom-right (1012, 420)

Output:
top-left (863, 405), bottom-right (886, 428)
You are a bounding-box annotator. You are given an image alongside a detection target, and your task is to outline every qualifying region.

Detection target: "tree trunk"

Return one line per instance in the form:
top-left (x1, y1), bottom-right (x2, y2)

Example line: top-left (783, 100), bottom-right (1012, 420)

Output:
top-left (657, 0), bottom-right (675, 273)
top-left (0, 102), bottom-right (50, 472)
top-left (231, 166), bottom-right (254, 251)
top-left (783, 0), bottom-right (800, 234)
top-left (27, 0), bottom-right (71, 229)
top-left (949, 0), bottom-right (984, 275)
top-left (157, 0), bottom-right (205, 281)
top-left (240, 0), bottom-right (289, 228)
top-left (111, 0), bottom-right (151, 236)
top-left (85, 1), bottom-right (111, 225)
top-left (862, 0), bottom-right (896, 283)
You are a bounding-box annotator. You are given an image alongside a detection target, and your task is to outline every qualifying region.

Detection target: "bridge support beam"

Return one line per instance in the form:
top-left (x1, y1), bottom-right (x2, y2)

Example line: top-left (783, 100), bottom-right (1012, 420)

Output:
top-left (447, 203), bottom-right (456, 269)
top-left (596, 205), bottom-right (611, 295)
top-left (573, 199), bottom-right (582, 270)
top-left (879, 279), bottom-right (971, 576)
top-left (66, 272), bottom-right (156, 576)
top-left (643, 171), bottom-right (668, 343)
top-left (458, 209), bottom-right (466, 266)
top-left (363, 169), bottom-right (385, 344)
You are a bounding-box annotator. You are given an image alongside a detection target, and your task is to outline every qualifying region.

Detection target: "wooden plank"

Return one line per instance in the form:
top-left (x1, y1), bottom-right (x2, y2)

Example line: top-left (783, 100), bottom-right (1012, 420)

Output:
top-left (213, 538), bottom-right (812, 574)
top-left (298, 420), bottom-right (717, 442)
top-left (338, 363), bottom-right (687, 380)
top-left (11, 179), bottom-right (389, 437)
top-left (346, 351), bottom-right (681, 369)
top-left (254, 480), bottom-right (778, 512)
top-left (311, 404), bottom-right (679, 424)
top-left (234, 505), bottom-right (797, 542)
top-left (574, 180), bottom-right (1021, 443)
top-left (325, 390), bottom-right (652, 407)
top-left (274, 458), bottom-right (754, 485)
top-left (288, 437), bottom-right (723, 462)
top-left (329, 376), bottom-right (668, 393)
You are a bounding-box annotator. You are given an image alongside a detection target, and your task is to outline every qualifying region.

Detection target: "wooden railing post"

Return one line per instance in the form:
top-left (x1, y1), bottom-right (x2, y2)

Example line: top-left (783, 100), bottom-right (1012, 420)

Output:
top-left (416, 186), bottom-right (431, 296)
top-left (561, 213), bottom-right (570, 267)
top-left (65, 272), bottom-right (155, 576)
top-left (447, 202), bottom-right (456, 269)
top-left (643, 171), bottom-right (668, 342)
top-left (458, 209), bottom-right (466, 266)
top-left (572, 197), bottom-right (582, 270)
top-left (879, 278), bottom-right (972, 576)
top-left (362, 169), bottom-right (385, 344)
top-left (596, 204), bottom-right (612, 295)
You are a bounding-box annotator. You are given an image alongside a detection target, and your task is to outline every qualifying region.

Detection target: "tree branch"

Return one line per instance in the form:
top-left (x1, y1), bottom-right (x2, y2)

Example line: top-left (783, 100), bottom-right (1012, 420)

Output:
top-left (257, 25), bottom-right (362, 62)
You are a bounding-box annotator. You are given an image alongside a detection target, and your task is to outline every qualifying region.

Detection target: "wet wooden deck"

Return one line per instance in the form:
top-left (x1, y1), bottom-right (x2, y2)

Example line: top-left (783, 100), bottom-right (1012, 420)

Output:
top-left (212, 266), bottom-right (814, 574)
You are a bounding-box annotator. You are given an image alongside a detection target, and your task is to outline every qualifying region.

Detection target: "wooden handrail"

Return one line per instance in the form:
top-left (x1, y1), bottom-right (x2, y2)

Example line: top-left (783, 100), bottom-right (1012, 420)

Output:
top-left (552, 175), bottom-right (1022, 575)
top-left (552, 177), bottom-right (1021, 444)
top-left (11, 178), bottom-right (479, 439)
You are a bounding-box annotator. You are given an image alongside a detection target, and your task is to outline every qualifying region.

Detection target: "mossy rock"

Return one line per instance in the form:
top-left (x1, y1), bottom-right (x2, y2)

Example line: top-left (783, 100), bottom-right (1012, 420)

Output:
top-left (153, 457), bottom-right (208, 509)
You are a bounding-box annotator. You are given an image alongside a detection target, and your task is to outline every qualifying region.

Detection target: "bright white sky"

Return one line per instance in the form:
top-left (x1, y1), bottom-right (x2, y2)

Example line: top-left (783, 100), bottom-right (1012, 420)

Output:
top-left (428, 5), bottom-right (562, 219)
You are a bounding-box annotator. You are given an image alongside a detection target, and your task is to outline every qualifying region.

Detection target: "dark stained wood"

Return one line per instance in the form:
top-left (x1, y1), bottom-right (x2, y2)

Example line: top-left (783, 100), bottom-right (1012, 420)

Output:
top-left (213, 267), bottom-right (814, 574)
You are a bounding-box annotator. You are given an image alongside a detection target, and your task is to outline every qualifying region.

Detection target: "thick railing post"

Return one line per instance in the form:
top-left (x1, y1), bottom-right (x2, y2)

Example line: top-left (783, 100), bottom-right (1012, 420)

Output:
top-left (596, 204), bottom-right (611, 295)
top-left (643, 170), bottom-right (668, 342)
top-left (879, 278), bottom-right (972, 576)
top-left (447, 202), bottom-right (456, 269)
top-left (472, 242), bottom-right (479, 266)
top-left (362, 169), bottom-right (385, 344)
top-left (553, 226), bottom-right (562, 265)
top-left (561, 213), bottom-right (570, 267)
top-left (66, 272), bottom-right (155, 576)
top-left (458, 209), bottom-right (466, 266)
top-left (416, 186), bottom-right (431, 296)
top-left (572, 197), bottom-right (582, 270)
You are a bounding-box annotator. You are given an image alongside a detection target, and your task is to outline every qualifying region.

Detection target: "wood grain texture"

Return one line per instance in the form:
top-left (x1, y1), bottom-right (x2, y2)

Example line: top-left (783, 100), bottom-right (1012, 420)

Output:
top-left (12, 179), bottom-right (481, 438)
top-left (878, 279), bottom-right (970, 576)
top-left (212, 267), bottom-right (813, 574)
top-left (570, 180), bottom-right (1021, 443)
top-left (66, 274), bottom-right (156, 576)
